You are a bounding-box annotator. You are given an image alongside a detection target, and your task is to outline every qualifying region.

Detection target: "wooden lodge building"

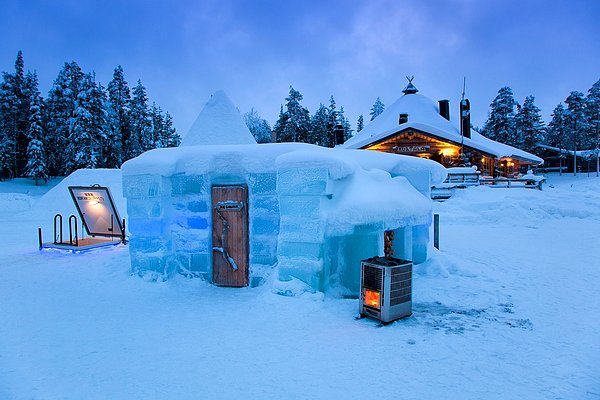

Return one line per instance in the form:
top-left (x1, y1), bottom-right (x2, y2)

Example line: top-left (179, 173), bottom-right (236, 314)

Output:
top-left (342, 81), bottom-right (543, 177)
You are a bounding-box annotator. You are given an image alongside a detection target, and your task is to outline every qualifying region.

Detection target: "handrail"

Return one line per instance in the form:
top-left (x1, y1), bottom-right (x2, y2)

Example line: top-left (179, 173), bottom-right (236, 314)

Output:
top-left (68, 215), bottom-right (78, 246)
top-left (53, 214), bottom-right (63, 244)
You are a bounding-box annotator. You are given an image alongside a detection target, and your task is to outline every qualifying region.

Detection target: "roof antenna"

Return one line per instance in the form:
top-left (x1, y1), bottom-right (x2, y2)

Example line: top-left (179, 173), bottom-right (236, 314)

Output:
top-left (460, 77), bottom-right (466, 163)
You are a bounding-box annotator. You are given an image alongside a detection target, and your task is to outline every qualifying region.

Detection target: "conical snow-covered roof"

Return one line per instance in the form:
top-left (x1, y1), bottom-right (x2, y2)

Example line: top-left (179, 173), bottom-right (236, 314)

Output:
top-left (342, 89), bottom-right (542, 164)
top-left (181, 90), bottom-right (257, 146)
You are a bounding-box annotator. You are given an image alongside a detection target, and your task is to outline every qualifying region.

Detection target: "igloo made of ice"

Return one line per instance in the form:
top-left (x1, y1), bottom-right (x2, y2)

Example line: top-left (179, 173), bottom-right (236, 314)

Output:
top-left (121, 143), bottom-right (447, 294)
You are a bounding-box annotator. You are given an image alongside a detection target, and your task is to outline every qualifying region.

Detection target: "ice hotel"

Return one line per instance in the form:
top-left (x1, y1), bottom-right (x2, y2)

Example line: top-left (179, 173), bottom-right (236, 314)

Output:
top-left (121, 91), bottom-right (446, 295)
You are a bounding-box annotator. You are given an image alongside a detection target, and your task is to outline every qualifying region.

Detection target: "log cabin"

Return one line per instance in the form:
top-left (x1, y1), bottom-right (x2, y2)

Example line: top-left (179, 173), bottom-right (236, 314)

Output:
top-left (342, 80), bottom-right (543, 177)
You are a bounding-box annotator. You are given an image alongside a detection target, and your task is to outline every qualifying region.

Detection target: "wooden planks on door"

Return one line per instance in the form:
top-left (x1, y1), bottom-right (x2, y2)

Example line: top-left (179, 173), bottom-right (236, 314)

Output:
top-left (211, 186), bottom-right (249, 287)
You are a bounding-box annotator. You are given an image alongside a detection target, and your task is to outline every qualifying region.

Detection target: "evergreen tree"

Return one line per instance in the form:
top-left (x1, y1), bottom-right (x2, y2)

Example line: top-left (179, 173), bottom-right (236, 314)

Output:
top-left (0, 72), bottom-right (18, 179)
top-left (66, 73), bottom-right (106, 172)
top-left (272, 106), bottom-right (288, 143)
top-left (127, 80), bottom-right (152, 158)
top-left (24, 92), bottom-right (48, 184)
top-left (243, 108), bottom-right (272, 143)
top-left (309, 103), bottom-right (329, 146)
top-left (14, 52), bottom-right (31, 176)
top-left (273, 87), bottom-right (310, 143)
top-left (150, 103), bottom-right (163, 148)
top-left (357, 114), bottom-right (364, 132)
top-left (105, 65), bottom-right (131, 167)
top-left (45, 62), bottom-right (84, 175)
top-left (0, 51), bottom-right (30, 178)
top-left (369, 97), bottom-right (385, 121)
top-left (325, 96), bottom-right (339, 147)
top-left (162, 112), bottom-right (180, 147)
top-left (546, 103), bottom-right (568, 149)
top-left (338, 106), bottom-right (353, 144)
top-left (482, 86), bottom-right (517, 145)
top-left (515, 96), bottom-right (545, 154)
top-left (585, 79), bottom-right (600, 150)
top-left (564, 91), bottom-right (588, 152)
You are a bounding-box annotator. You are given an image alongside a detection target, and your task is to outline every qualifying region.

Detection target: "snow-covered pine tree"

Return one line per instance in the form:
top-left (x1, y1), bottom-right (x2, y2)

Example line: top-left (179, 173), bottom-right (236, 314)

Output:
top-left (66, 73), bottom-right (105, 172)
top-left (0, 71), bottom-right (19, 179)
top-left (369, 97), bottom-right (385, 121)
top-left (564, 91), bottom-right (588, 152)
top-left (243, 108), bottom-right (272, 143)
top-left (309, 103), bottom-right (329, 146)
top-left (273, 87), bottom-right (310, 143)
top-left (515, 96), bottom-right (545, 154)
top-left (546, 103), bottom-right (567, 148)
top-left (162, 112), bottom-right (180, 147)
top-left (45, 62), bottom-right (84, 175)
top-left (325, 96), bottom-right (339, 147)
top-left (0, 51), bottom-right (31, 178)
top-left (272, 106), bottom-right (287, 143)
top-left (127, 80), bottom-right (152, 158)
top-left (105, 65), bottom-right (131, 167)
top-left (585, 79), bottom-right (600, 150)
top-left (107, 65), bottom-right (131, 167)
top-left (339, 106), bottom-right (353, 143)
top-left (24, 93), bottom-right (48, 185)
top-left (357, 114), bottom-right (364, 132)
top-left (150, 103), bottom-right (165, 148)
top-left (481, 86), bottom-right (517, 145)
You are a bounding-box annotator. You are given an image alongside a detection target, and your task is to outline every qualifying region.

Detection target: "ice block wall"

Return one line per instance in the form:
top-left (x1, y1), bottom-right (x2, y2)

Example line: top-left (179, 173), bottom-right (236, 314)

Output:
top-left (124, 169), bottom-right (281, 280)
top-left (246, 172), bottom-right (279, 266)
top-left (123, 173), bottom-right (175, 277)
top-left (276, 166), bottom-right (328, 291)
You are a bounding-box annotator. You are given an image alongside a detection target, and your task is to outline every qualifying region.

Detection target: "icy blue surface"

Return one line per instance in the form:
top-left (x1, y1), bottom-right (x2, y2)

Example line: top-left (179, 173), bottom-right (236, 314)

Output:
top-left (171, 174), bottom-right (207, 195)
top-left (249, 173), bottom-right (277, 194)
top-left (123, 160), bottom-right (433, 291)
top-left (277, 167), bottom-right (328, 195)
top-left (412, 224), bottom-right (429, 264)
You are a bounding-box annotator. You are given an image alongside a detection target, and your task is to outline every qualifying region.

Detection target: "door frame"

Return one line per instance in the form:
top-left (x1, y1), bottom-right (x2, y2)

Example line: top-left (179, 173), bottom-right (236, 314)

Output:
top-left (211, 184), bottom-right (249, 287)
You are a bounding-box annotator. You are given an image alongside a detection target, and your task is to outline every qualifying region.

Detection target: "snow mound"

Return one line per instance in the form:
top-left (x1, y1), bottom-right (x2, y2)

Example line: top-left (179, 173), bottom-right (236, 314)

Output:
top-left (181, 90), bottom-right (257, 146)
top-left (32, 169), bottom-right (126, 222)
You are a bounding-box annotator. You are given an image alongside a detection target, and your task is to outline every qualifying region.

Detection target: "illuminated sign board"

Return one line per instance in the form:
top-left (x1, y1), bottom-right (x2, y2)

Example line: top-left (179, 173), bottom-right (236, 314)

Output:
top-left (392, 145), bottom-right (430, 153)
top-left (68, 186), bottom-right (123, 237)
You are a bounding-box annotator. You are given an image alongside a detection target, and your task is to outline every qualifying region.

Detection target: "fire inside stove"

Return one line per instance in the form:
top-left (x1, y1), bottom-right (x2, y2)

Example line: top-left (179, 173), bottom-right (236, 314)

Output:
top-left (363, 289), bottom-right (381, 309)
top-left (359, 256), bottom-right (412, 323)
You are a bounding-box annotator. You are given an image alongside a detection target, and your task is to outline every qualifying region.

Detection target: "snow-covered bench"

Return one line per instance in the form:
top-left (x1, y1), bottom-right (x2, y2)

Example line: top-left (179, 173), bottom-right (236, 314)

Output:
top-left (480, 174), bottom-right (545, 190)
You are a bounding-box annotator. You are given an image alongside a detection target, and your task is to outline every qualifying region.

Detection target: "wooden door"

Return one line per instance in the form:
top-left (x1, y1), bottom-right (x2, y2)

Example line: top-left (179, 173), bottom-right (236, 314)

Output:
top-left (211, 186), bottom-right (249, 287)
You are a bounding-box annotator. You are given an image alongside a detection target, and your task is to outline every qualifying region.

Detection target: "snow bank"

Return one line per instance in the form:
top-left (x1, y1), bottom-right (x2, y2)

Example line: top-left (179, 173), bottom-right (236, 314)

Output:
top-left (32, 168), bottom-right (126, 222)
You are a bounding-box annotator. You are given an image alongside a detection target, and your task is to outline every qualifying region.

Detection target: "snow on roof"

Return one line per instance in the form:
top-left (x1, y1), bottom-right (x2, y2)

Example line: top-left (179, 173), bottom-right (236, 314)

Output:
top-left (342, 92), bottom-right (543, 164)
top-left (538, 144), bottom-right (599, 158)
top-left (180, 90), bottom-right (257, 146)
top-left (122, 143), bottom-right (447, 186)
top-left (122, 143), bottom-right (442, 234)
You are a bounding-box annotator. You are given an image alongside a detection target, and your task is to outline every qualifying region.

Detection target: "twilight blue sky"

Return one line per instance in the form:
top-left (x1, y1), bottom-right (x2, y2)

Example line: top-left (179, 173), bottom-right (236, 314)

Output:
top-left (1, 0), bottom-right (599, 136)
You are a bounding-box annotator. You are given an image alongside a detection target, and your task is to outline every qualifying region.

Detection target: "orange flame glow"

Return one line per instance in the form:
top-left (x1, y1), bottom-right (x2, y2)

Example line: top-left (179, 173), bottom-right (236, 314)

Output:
top-left (364, 289), bottom-right (381, 309)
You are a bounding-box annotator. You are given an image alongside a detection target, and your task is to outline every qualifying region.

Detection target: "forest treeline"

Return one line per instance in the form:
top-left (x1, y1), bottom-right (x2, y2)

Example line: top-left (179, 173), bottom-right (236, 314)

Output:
top-left (0, 51), bottom-right (180, 184)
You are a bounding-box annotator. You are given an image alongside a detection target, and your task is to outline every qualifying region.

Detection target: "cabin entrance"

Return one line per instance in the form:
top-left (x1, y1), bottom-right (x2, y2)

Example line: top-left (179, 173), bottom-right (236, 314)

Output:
top-left (211, 185), bottom-right (249, 287)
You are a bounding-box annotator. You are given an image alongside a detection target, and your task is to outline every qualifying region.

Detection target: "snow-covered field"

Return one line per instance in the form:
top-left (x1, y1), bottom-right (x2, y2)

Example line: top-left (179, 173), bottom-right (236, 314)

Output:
top-left (0, 173), bottom-right (599, 399)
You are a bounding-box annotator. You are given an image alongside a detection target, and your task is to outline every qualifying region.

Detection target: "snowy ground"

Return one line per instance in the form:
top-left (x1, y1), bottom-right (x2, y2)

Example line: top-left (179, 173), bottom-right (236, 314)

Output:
top-left (0, 173), bottom-right (599, 399)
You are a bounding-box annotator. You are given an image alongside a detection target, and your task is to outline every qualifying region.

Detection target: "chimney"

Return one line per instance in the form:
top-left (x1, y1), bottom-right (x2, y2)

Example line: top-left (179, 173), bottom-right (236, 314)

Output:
top-left (334, 122), bottom-right (345, 146)
top-left (460, 98), bottom-right (471, 139)
top-left (438, 100), bottom-right (450, 120)
top-left (398, 113), bottom-right (408, 124)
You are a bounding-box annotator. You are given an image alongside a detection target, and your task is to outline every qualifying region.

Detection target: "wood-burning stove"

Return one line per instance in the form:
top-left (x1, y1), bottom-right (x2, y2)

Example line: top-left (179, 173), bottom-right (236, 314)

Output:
top-left (359, 256), bottom-right (412, 323)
